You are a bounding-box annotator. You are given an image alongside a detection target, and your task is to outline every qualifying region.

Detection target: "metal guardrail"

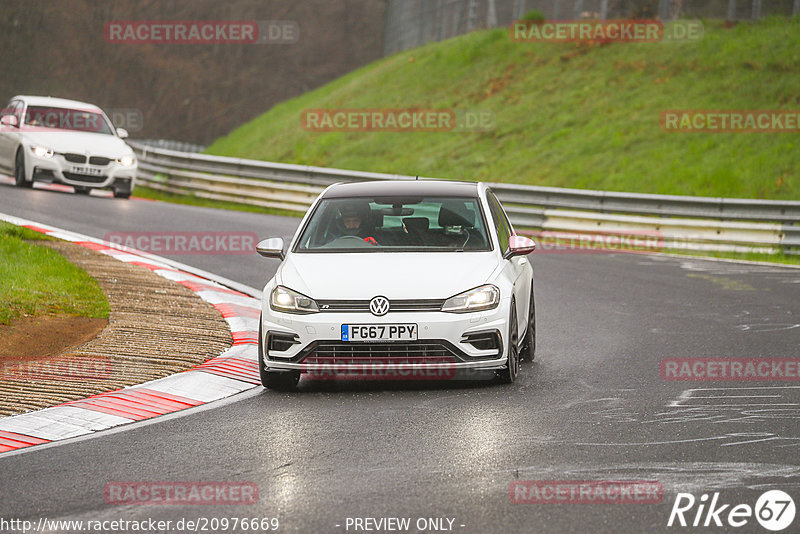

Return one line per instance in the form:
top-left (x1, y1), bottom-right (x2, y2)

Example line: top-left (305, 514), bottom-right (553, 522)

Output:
top-left (129, 141), bottom-right (800, 255)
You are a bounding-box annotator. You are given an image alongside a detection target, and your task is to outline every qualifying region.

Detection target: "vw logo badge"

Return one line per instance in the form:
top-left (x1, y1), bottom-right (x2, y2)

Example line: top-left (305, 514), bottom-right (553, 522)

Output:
top-left (369, 296), bottom-right (390, 317)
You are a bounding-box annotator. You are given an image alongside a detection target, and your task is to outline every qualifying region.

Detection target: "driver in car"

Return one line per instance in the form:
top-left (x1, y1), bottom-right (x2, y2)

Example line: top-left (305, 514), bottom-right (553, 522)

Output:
top-left (336, 203), bottom-right (378, 245)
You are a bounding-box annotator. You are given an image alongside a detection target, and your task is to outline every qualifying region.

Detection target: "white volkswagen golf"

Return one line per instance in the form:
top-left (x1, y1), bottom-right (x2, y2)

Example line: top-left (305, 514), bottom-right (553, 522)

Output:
top-left (256, 180), bottom-right (536, 390)
top-left (0, 95), bottom-right (137, 198)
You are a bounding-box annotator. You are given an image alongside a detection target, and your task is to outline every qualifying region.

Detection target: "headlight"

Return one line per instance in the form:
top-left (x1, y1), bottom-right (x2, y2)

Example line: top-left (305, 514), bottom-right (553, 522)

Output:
top-left (270, 285), bottom-right (319, 314)
top-left (441, 284), bottom-right (500, 313)
top-left (117, 155), bottom-right (136, 166)
top-left (30, 145), bottom-right (54, 158)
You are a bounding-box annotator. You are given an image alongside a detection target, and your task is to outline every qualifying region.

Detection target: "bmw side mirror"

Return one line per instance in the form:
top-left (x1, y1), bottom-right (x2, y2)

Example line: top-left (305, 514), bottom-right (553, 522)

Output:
top-left (506, 235), bottom-right (536, 258)
top-left (116, 127), bottom-right (129, 139)
top-left (256, 238), bottom-right (285, 260)
top-left (1, 115), bottom-right (19, 128)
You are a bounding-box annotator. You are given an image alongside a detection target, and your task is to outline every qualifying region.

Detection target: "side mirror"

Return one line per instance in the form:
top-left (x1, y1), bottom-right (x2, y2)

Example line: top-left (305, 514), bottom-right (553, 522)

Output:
top-left (506, 235), bottom-right (536, 258)
top-left (1, 115), bottom-right (19, 127)
top-left (256, 238), bottom-right (285, 260)
top-left (116, 127), bottom-right (129, 139)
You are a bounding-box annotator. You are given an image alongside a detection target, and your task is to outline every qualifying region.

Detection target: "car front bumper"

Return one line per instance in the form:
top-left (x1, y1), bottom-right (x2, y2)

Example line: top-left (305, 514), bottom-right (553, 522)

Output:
top-left (28, 152), bottom-right (137, 190)
top-left (260, 299), bottom-right (512, 374)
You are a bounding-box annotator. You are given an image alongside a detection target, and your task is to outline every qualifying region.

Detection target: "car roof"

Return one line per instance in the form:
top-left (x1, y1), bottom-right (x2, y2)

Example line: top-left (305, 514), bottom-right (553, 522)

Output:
top-left (10, 95), bottom-right (104, 112)
top-left (322, 180), bottom-right (482, 199)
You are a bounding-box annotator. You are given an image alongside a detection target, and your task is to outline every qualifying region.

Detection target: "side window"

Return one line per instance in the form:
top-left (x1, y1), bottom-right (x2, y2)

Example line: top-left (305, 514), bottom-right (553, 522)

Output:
top-left (487, 192), bottom-right (511, 254)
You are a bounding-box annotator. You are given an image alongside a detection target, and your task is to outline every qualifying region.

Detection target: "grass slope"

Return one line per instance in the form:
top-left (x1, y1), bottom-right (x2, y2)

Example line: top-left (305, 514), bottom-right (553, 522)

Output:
top-left (208, 17), bottom-right (800, 200)
top-left (0, 222), bottom-right (109, 325)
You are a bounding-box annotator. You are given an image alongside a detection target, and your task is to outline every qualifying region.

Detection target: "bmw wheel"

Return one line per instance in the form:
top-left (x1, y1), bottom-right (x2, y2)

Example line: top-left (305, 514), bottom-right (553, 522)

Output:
top-left (14, 149), bottom-right (32, 188)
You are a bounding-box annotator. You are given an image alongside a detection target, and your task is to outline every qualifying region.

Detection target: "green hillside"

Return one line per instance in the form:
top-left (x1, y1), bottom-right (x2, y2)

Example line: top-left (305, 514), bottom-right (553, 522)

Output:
top-left (207, 17), bottom-right (800, 200)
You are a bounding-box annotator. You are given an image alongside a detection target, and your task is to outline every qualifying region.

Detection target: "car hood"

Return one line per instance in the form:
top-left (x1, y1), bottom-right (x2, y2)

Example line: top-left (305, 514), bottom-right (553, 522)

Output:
top-left (22, 131), bottom-right (132, 157)
top-left (278, 252), bottom-right (500, 300)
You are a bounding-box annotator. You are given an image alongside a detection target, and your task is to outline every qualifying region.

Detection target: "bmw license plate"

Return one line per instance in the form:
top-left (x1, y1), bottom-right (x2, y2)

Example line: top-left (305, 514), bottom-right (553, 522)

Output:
top-left (341, 324), bottom-right (417, 342)
top-left (70, 166), bottom-right (103, 176)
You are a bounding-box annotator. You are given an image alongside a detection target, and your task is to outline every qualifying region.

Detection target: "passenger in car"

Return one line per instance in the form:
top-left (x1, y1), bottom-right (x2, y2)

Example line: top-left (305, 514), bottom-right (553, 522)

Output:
top-left (435, 201), bottom-right (485, 249)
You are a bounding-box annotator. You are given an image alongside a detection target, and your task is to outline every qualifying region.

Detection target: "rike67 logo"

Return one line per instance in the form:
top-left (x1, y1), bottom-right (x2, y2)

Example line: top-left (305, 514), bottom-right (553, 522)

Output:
top-left (668, 490), bottom-right (795, 531)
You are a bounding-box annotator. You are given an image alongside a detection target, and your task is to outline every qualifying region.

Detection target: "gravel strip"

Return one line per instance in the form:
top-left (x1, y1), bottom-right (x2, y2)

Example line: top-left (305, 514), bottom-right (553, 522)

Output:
top-left (0, 240), bottom-right (232, 417)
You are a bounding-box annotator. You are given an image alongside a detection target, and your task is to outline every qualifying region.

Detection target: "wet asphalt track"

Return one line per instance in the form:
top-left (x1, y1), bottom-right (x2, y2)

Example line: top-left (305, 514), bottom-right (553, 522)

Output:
top-left (1, 182), bottom-right (800, 533)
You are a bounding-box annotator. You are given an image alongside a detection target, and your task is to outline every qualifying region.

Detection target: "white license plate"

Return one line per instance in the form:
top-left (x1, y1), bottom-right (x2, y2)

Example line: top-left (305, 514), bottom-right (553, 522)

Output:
top-left (341, 324), bottom-right (417, 342)
top-left (70, 166), bottom-right (103, 176)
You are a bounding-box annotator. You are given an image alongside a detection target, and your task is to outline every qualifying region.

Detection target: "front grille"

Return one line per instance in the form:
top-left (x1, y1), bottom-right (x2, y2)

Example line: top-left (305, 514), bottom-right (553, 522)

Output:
top-left (89, 156), bottom-right (111, 166)
top-left (63, 153), bottom-right (86, 163)
top-left (62, 172), bottom-right (106, 183)
top-left (300, 341), bottom-right (458, 365)
top-left (317, 299), bottom-right (446, 313)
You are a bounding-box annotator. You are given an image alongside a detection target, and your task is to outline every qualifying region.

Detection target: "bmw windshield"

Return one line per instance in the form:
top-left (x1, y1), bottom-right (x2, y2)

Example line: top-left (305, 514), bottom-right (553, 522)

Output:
top-left (24, 106), bottom-right (115, 135)
top-left (296, 196), bottom-right (492, 252)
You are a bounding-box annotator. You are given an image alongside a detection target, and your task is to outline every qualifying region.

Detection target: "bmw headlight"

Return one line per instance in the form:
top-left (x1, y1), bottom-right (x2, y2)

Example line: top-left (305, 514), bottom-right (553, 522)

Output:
top-left (270, 285), bottom-right (319, 314)
top-left (117, 155), bottom-right (136, 167)
top-left (441, 284), bottom-right (500, 313)
top-left (30, 145), bottom-right (54, 158)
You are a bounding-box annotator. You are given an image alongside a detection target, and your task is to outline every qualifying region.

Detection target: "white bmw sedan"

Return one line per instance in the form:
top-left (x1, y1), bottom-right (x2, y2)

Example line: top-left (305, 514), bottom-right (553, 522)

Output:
top-left (256, 180), bottom-right (536, 390)
top-left (0, 95), bottom-right (137, 198)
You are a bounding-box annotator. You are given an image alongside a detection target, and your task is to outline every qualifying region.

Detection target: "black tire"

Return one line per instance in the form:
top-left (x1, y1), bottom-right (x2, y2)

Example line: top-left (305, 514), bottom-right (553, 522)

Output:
top-left (14, 150), bottom-right (32, 188)
top-left (258, 315), bottom-right (300, 391)
top-left (74, 186), bottom-right (91, 195)
top-left (497, 298), bottom-right (520, 384)
top-left (114, 189), bottom-right (131, 199)
top-left (520, 285), bottom-right (536, 362)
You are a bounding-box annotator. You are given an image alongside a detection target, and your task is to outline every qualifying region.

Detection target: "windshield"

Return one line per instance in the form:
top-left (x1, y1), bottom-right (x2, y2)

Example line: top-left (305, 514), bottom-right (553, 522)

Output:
top-left (296, 196), bottom-right (492, 253)
top-left (24, 106), bottom-right (114, 134)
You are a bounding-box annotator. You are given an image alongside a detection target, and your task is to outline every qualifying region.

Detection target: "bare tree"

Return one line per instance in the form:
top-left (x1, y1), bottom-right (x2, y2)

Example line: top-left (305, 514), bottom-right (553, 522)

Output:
top-left (513, 0), bottom-right (526, 19)
top-left (487, 0), bottom-right (498, 27)
top-left (573, 0), bottom-right (584, 18)
top-left (671, 0), bottom-right (683, 19)
top-left (752, 0), bottom-right (762, 19)
top-left (727, 0), bottom-right (737, 20)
